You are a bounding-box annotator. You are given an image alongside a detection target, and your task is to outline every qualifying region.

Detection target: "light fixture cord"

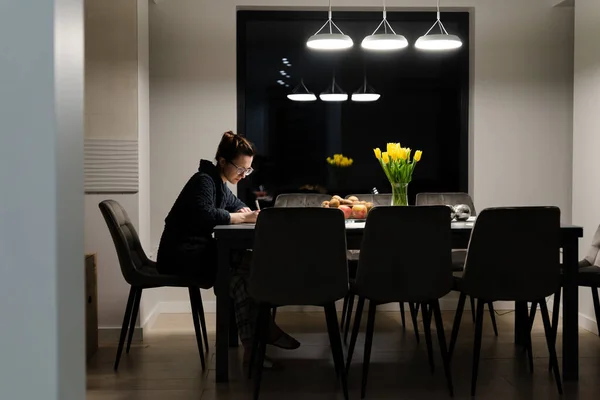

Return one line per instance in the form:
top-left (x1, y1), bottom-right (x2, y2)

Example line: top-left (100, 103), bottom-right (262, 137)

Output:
top-left (313, 0), bottom-right (346, 35)
top-left (383, 0), bottom-right (387, 33)
top-left (329, 0), bottom-right (332, 33)
top-left (371, 0), bottom-right (397, 35)
top-left (423, 0), bottom-right (450, 36)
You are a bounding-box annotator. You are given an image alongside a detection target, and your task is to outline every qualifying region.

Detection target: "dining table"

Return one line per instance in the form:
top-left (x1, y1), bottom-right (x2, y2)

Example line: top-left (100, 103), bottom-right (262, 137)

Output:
top-left (213, 218), bottom-right (583, 383)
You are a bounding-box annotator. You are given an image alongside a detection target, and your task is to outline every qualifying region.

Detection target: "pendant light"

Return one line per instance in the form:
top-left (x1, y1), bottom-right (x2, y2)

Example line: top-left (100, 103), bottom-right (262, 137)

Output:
top-left (351, 75), bottom-right (380, 102)
top-left (362, 0), bottom-right (408, 51)
top-left (287, 79), bottom-right (317, 101)
top-left (415, 0), bottom-right (462, 51)
top-left (319, 76), bottom-right (348, 102)
top-left (307, 0), bottom-right (353, 50)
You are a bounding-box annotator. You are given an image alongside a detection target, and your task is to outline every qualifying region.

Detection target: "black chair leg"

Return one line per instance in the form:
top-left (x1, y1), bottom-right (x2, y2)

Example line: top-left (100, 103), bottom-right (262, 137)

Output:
top-left (346, 296), bottom-right (365, 371)
top-left (524, 302), bottom-right (536, 373)
top-left (540, 301), bottom-right (563, 395)
top-left (421, 302), bottom-right (435, 374)
top-left (340, 294), bottom-right (350, 331)
top-left (361, 301), bottom-right (377, 399)
top-left (591, 288), bottom-right (600, 336)
top-left (114, 286), bottom-right (137, 371)
top-left (325, 303), bottom-right (349, 400)
top-left (343, 294), bottom-right (356, 344)
top-left (125, 288), bottom-right (142, 354)
top-left (551, 288), bottom-right (561, 339)
top-left (247, 301), bottom-right (263, 380)
top-left (272, 306), bottom-right (278, 321)
top-left (399, 302), bottom-right (406, 329)
top-left (188, 287), bottom-right (206, 370)
top-left (431, 300), bottom-right (454, 397)
top-left (194, 289), bottom-right (210, 353)
top-left (470, 296), bottom-right (476, 322)
top-left (449, 292), bottom-right (467, 361)
top-left (529, 301), bottom-right (538, 327)
top-left (253, 304), bottom-right (271, 400)
top-left (471, 299), bottom-right (485, 397)
top-left (408, 302), bottom-right (420, 344)
top-left (488, 302), bottom-right (498, 337)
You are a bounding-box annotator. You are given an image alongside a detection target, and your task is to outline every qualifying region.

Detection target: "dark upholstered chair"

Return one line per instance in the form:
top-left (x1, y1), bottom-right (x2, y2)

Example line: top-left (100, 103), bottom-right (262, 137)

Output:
top-left (99, 200), bottom-right (210, 371)
top-left (416, 192), bottom-right (498, 336)
top-left (548, 223), bottom-right (600, 353)
top-left (273, 193), bottom-right (331, 208)
top-left (448, 207), bottom-right (562, 396)
top-left (271, 193), bottom-right (334, 319)
top-left (345, 206), bottom-right (455, 398)
top-left (341, 193), bottom-right (420, 344)
top-left (247, 208), bottom-right (349, 400)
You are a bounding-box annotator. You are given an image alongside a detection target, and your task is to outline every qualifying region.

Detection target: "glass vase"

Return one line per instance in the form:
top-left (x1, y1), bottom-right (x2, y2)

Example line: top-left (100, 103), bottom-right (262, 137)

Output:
top-left (391, 182), bottom-right (409, 206)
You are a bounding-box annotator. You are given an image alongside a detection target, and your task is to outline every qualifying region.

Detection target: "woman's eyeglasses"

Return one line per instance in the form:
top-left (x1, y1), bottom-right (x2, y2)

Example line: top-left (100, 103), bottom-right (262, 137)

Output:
top-left (228, 160), bottom-right (254, 176)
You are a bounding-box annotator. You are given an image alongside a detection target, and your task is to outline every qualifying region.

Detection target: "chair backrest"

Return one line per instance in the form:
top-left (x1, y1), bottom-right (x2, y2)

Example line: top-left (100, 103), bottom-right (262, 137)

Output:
top-left (583, 224), bottom-right (600, 267)
top-left (274, 193), bottom-right (331, 208)
top-left (345, 194), bottom-right (392, 206)
top-left (415, 192), bottom-right (477, 216)
top-left (98, 200), bottom-right (149, 284)
top-left (249, 208), bottom-right (348, 306)
top-left (354, 206), bottom-right (454, 303)
top-left (461, 207), bottom-right (561, 301)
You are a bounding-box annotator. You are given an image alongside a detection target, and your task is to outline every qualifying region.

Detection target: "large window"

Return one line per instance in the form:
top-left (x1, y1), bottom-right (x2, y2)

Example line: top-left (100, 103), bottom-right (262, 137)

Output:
top-left (237, 10), bottom-right (469, 204)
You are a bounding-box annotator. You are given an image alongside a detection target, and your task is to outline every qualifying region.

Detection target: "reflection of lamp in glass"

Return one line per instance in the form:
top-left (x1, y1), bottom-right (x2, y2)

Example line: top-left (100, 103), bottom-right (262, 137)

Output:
top-left (362, 0), bottom-right (408, 51)
top-left (415, 0), bottom-right (462, 51)
top-left (287, 79), bottom-right (317, 101)
top-left (351, 75), bottom-right (380, 102)
top-left (306, 0), bottom-right (353, 50)
top-left (319, 76), bottom-right (348, 102)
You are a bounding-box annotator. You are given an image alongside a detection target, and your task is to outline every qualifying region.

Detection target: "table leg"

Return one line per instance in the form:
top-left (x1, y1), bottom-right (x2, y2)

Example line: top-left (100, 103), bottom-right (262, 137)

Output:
top-left (229, 297), bottom-right (239, 347)
top-left (562, 238), bottom-right (579, 381)
top-left (216, 242), bottom-right (232, 383)
top-left (514, 301), bottom-right (529, 346)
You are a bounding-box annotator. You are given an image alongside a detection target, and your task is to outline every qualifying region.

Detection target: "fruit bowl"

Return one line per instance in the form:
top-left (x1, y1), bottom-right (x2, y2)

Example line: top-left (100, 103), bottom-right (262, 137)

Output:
top-left (321, 195), bottom-right (374, 220)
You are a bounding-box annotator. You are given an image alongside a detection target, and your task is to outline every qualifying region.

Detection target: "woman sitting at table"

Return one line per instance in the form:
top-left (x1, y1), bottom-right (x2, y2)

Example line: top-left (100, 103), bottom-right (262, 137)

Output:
top-left (156, 131), bottom-right (300, 365)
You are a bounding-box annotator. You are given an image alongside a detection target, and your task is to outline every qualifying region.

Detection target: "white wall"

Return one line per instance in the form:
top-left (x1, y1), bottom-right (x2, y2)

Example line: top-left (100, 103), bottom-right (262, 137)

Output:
top-left (148, 0), bottom-right (574, 312)
top-left (572, 0), bottom-right (600, 334)
top-left (84, 0), bottom-right (148, 333)
top-left (138, 0), bottom-right (164, 328)
top-left (0, 0), bottom-right (85, 398)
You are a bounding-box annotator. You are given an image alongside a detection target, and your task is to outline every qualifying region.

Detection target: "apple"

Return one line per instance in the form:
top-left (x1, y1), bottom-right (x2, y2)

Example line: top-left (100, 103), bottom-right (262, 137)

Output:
top-left (338, 205), bottom-right (352, 219)
top-left (351, 204), bottom-right (368, 219)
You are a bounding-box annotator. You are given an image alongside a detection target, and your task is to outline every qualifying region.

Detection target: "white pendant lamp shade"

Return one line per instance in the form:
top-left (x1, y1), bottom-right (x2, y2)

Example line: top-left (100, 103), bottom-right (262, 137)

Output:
top-left (320, 77), bottom-right (348, 102)
top-left (415, 0), bottom-right (462, 51)
top-left (351, 76), bottom-right (380, 102)
top-left (362, 5), bottom-right (408, 51)
top-left (307, 1), bottom-right (353, 50)
top-left (362, 33), bottom-right (408, 50)
top-left (307, 33), bottom-right (353, 50)
top-left (415, 33), bottom-right (462, 50)
top-left (287, 79), bottom-right (317, 101)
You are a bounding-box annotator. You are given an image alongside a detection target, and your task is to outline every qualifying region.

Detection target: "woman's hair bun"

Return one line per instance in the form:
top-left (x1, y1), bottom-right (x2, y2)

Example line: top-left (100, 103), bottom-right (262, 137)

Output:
top-left (215, 130), bottom-right (255, 162)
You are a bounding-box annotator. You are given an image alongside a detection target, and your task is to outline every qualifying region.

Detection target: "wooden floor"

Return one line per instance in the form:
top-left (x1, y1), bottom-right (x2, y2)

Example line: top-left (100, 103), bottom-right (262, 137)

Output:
top-left (87, 309), bottom-right (600, 399)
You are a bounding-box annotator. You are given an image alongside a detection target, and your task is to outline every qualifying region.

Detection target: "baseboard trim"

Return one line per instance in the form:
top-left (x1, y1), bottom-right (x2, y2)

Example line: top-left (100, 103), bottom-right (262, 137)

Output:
top-left (137, 296), bottom-right (600, 336)
top-left (141, 297), bottom-right (517, 330)
top-left (98, 326), bottom-right (143, 343)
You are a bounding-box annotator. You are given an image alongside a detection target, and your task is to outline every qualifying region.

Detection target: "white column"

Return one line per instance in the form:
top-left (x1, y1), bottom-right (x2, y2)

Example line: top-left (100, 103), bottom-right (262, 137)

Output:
top-left (0, 0), bottom-right (85, 399)
top-left (573, 0), bottom-right (600, 332)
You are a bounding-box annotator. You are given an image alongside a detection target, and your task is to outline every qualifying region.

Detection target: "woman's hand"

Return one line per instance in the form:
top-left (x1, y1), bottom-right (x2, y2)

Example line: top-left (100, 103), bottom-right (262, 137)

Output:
top-left (236, 207), bottom-right (252, 213)
top-left (230, 210), bottom-right (260, 224)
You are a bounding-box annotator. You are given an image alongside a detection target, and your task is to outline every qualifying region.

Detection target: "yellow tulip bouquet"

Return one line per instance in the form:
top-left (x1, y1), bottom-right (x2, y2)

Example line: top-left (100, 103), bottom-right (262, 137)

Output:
top-left (326, 154), bottom-right (354, 167)
top-left (373, 143), bottom-right (422, 206)
top-left (326, 153), bottom-right (353, 191)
